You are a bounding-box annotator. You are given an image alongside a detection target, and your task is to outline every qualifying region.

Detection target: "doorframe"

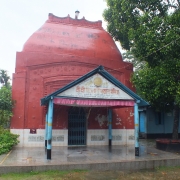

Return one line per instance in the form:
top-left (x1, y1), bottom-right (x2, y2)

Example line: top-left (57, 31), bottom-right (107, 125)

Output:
top-left (68, 107), bottom-right (87, 146)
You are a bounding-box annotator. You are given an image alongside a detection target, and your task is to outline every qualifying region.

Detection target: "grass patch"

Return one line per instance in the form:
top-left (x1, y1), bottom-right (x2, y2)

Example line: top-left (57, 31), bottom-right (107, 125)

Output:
top-left (156, 165), bottom-right (180, 171)
top-left (1, 167), bottom-right (180, 179)
top-left (0, 170), bottom-right (87, 180)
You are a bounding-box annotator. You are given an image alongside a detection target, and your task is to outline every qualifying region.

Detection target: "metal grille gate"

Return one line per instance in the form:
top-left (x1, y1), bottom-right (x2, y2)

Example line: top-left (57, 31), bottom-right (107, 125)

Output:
top-left (68, 107), bottom-right (86, 145)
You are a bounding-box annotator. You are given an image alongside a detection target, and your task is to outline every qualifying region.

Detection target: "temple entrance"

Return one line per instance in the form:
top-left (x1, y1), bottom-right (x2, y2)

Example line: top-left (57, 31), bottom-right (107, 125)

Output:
top-left (41, 66), bottom-right (148, 159)
top-left (68, 107), bottom-right (86, 146)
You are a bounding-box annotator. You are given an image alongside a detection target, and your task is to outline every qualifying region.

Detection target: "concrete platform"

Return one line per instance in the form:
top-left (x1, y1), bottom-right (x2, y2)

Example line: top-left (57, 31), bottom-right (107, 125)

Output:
top-left (0, 140), bottom-right (180, 174)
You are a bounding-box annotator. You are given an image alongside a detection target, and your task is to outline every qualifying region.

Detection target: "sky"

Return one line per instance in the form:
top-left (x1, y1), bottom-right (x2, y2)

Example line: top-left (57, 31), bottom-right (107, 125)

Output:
top-left (0, 0), bottom-right (121, 79)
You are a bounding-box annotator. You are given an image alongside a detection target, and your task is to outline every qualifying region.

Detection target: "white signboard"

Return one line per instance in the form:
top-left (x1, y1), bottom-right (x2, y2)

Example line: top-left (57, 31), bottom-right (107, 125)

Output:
top-left (57, 73), bottom-right (133, 99)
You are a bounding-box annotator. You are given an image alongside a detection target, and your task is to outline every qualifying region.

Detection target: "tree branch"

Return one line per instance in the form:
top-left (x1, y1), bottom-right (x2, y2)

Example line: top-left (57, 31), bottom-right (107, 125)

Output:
top-left (166, 0), bottom-right (179, 8)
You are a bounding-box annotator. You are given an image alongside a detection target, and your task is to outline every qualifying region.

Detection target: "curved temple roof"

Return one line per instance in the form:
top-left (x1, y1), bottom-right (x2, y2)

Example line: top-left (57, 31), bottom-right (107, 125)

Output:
top-left (22, 13), bottom-right (123, 62)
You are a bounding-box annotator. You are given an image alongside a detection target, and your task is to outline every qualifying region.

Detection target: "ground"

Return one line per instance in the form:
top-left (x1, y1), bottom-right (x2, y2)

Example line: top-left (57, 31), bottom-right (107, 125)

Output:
top-left (1, 167), bottom-right (180, 180)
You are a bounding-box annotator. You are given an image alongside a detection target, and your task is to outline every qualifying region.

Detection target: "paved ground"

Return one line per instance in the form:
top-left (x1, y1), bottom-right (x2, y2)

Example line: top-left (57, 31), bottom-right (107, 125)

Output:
top-left (0, 140), bottom-right (180, 174)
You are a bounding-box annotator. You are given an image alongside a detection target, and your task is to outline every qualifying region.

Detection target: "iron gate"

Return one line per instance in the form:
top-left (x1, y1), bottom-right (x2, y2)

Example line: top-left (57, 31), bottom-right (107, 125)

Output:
top-left (68, 107), bottom-right (86, 145)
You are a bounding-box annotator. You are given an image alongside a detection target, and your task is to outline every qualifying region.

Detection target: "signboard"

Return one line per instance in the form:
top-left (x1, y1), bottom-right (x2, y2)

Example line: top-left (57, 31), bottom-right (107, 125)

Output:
top-left (57, 73), bottom-right (133, 100)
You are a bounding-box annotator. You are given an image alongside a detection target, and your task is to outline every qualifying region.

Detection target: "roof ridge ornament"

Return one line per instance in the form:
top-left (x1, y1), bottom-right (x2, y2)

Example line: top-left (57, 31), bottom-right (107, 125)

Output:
top-left (47, 13), bottom-right (102, 29)
top-left (75, 10), bottom-right (80, 19)
top-left (99, 65), bottom-right (104, 71)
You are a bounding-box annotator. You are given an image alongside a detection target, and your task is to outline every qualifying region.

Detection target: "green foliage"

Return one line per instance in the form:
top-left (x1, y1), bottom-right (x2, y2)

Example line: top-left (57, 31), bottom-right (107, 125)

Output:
top-left (0, 128), bottom-right (19, 155)
top-left (0, 170), bottom-right (87, 180)
top-left (0, 69), bottom-right (10, 87)
top-left (103, 0), bottom-right (180, 110)
top-left (104, 1), bottom-right (180, 139)
top-left (0, 86), bottom-right (14, 127)
top-left (103, 0), bottom-right (170, 50)
top-left (131, 10), bottom-right (180, 110)
top-left (132, 61), bottom-right (179, 111)
top-left (130, 10), bottom-right (180, 67)
top-left (2, 167), bottom-right (180, 180)
top-left (0, 86), bottom-right (13, 111)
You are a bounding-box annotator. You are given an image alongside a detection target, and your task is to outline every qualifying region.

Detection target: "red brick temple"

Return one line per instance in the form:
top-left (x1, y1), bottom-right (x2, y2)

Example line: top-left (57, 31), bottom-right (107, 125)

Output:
top-left (11, 13), bottom-right (147, 149)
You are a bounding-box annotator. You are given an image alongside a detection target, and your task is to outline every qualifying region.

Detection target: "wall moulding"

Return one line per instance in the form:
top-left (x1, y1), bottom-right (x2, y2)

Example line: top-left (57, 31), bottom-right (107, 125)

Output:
top-left (28, 63), bottom-right (123, 83)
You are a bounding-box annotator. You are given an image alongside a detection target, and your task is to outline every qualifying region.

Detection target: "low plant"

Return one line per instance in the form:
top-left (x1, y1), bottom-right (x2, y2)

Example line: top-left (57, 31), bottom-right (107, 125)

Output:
top-left (1, 167), bottom-right (180, 180)
top-left (0, 170), bottom-right (87, 180)
top-left (0, 128), bottom-right (19, 155)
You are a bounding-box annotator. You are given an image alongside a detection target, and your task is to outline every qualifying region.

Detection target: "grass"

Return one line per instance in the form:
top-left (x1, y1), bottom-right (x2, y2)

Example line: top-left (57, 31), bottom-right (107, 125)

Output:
top-left (1, 167), bottom-right (180, 180)
top-left (0, 170), bottom-right (87, 180)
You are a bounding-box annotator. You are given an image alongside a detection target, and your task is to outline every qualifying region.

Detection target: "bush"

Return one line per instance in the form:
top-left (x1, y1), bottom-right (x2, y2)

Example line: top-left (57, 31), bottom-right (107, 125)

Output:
top-left (0, 128), bottom-right (19, 155)
top-left (0, 86), bottom-right (14, 128)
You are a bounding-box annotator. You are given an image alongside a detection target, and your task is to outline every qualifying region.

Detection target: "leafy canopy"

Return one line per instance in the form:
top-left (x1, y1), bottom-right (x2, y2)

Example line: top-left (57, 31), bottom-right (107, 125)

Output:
top-left (103, 0), bottom-right (180, 111)
top-left (0, 85), bottom-right (14, 127)
top-left (0, 70), bottom-right (14, 128)
top-left (104, 1), bottom-right (180, 139)
top-left (0, 69), bottom-right (10, 87)
top-left (0, 127), bottom-right (19, 155)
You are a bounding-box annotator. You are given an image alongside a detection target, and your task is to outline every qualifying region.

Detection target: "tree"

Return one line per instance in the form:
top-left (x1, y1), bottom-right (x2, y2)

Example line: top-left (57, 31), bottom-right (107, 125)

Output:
top-left (0, 86), bottom-right (14, 128)
top-left (0, 70), bottom-right (14, 128)
top-left (0, 69), bottom-right (10, 87)
top-left (103, 0), bottom-right (170, 50)
top-left (103, 1), bottom-right (180, 139)
top-left (0, 70), bottom-right (19, 153)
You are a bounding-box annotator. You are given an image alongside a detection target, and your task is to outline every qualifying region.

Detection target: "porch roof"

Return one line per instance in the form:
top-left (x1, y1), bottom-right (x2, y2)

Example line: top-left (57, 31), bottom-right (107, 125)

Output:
top-left (41, 66), bottom-right (149, 107)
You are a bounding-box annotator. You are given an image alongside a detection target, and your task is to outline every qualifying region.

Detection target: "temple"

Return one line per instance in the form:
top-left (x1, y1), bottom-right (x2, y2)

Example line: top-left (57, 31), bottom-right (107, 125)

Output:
top-left (11, 13), bottom-right (148, 159)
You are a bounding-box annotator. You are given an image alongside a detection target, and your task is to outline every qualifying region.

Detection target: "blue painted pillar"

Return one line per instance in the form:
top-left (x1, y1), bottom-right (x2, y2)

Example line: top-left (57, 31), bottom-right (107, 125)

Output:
top-left (134, 102), bottom-right (139, 156)
top-left (47, 98), bottom-right (54, 160)
top-left (45, 113), bottom-right (48, 150)
top-left (108, 109), bottom-right (112, 146)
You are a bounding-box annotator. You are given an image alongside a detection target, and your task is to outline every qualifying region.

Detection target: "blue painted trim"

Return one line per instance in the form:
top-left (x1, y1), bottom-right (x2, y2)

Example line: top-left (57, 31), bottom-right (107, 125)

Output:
top-left (108, 109), bottom-right (112, 140)
top-left (134, 103), bottom-right (139, 149)
top-left (45, 113), bottom-right (48, 148)
top-left (41, 66), bottom-right (149, 107)
top-left (47, 99), bottom-right (54, 159)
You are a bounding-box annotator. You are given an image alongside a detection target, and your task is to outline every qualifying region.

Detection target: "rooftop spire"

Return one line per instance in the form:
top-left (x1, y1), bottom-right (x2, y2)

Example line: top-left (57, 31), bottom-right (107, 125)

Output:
top-left (75, 10), bottom-right (80, 19)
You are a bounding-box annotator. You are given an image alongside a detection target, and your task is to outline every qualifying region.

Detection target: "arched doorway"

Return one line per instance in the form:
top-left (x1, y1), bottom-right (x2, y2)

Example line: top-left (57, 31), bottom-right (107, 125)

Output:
top-left (68, 107), bottom-right (86, 146)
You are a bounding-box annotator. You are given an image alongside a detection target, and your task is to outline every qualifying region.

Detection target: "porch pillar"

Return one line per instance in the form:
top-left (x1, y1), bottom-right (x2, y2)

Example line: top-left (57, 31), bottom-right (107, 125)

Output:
top-left (134, 102), bottom-right (139, 156)
top-left (47, 98), bottom-right (54, 160)
top-left (45, 113), bottom-right (48, 150)
top-left (108, 109), bottom-right (112, 146)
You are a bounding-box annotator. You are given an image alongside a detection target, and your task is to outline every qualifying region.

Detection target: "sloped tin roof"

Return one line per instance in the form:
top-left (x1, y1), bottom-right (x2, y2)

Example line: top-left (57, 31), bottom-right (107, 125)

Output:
top-left (41, 66), bottom-right (149, 107)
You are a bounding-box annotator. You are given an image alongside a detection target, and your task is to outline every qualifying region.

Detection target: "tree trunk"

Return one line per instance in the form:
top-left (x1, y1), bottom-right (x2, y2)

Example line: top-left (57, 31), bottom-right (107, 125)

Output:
top-left (172, 104), bottom-right (180, 139)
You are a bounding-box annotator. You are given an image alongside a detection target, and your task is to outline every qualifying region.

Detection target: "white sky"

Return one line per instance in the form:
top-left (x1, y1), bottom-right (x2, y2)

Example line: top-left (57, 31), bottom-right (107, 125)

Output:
top-left (0, 0), bottom-right (122, 79)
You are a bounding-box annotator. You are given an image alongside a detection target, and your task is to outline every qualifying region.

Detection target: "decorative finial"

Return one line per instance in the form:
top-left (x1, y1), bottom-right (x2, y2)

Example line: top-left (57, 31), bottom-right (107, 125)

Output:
top-left (75, 10), bottom-right (80, 19)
